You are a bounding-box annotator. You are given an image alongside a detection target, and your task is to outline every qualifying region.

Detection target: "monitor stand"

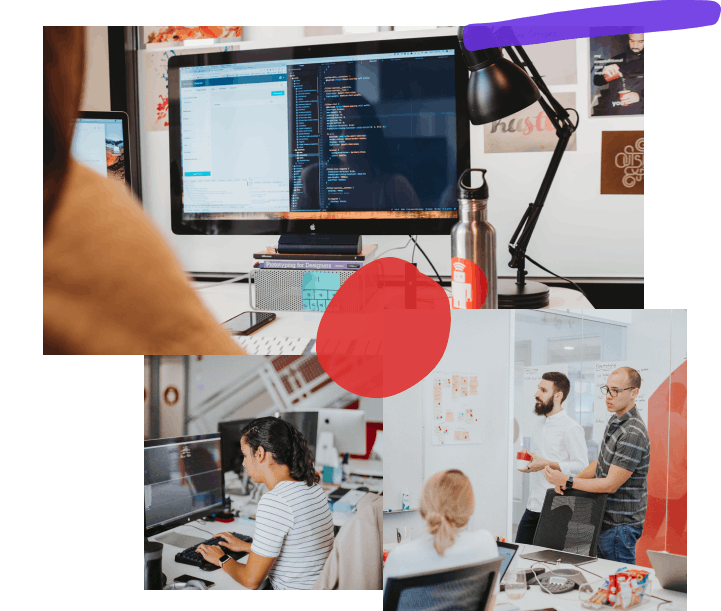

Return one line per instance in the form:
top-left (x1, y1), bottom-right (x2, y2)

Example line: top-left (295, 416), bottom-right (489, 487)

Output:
top-left (278, 234), bottom-right (362, 256)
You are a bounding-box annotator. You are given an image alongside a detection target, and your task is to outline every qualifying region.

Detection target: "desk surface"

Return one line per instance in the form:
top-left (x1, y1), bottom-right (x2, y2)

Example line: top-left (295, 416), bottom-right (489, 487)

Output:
top-left (150, 515), bottom-right (256, 590)
top-left (194, 282), bottom-right (593, 340)
top-left (382, 542), bottom-right (686, 610)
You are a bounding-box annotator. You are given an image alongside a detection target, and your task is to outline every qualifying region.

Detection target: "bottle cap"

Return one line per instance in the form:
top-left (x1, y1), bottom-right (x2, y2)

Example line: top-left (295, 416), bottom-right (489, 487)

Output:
top-left (458, 168), bottom-right (489, 200)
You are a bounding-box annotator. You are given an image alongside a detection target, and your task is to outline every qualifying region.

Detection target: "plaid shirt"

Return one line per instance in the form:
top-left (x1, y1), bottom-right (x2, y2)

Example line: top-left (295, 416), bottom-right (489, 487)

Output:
top-left (596, 405), bottom-right (650, 530)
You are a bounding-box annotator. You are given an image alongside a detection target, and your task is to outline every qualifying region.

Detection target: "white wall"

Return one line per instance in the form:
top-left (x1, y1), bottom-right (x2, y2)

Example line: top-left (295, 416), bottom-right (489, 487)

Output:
top-left (80, 26), bottom-right (110, 112)
top-left (135, 27), bottom-right (642, 280)
top-left (383, 310), bottom-right (513, 541)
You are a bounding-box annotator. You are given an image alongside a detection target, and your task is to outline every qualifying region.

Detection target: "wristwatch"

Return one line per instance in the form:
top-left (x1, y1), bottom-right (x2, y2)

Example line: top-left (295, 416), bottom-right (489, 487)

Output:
top-left (566, 476), bottom-right (574, 489)
top-left (219, 554), bottom-right (231, 567)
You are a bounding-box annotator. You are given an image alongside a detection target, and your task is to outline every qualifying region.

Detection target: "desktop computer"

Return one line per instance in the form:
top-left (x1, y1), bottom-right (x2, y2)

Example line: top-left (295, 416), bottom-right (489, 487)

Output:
top-left (167, 33), bottom-right (470, 241)
top-left (218, 419), bottom-right (255, 476)
top-left (144, 433), bottom-right (252, 572)
top-left (318, 408), bottom-right (366, 455)
top-left (144, 433), bottom-right (226, 537)
top-left (278, 410), bottom-right (319, 460)
top-left (218, 419), bottom-right (255, 496)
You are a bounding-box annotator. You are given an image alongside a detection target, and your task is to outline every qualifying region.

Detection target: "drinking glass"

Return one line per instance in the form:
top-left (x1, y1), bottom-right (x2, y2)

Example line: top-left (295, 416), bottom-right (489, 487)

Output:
top-left (504, 569), bottom-right (527, 600)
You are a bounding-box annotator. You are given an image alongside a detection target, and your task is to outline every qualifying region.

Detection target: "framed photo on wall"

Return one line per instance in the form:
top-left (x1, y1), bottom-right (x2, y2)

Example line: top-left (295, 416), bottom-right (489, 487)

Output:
top-left (589, 34), bottom-right (644, 117)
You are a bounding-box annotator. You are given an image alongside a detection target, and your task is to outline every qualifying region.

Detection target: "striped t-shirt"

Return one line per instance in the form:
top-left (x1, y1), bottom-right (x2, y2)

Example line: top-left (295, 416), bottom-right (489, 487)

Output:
top-left (596, 406), bottom-right (651, 530)
top-left (251, 480), bottom-right (334, 590)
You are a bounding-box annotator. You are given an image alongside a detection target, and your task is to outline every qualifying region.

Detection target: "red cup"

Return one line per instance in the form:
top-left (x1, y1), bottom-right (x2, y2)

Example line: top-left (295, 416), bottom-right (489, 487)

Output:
top-left (517, 450), bottom-right (532, 470)
top-left (604, 71), bottom-right (621, 82)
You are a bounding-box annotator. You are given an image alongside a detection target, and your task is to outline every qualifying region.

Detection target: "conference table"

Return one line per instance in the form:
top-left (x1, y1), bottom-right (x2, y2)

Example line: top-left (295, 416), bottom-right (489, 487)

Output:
top-left (382, 540), bottom-right (685, 609)
top-left (496, 543), bottom-right (686, 610)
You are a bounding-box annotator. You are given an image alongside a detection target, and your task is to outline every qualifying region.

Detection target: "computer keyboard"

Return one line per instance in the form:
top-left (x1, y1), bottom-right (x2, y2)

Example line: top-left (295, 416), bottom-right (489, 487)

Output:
top-left (235, 335), bottom-right (312, 355)
top-left (175, 532), bottom-right (253, 572)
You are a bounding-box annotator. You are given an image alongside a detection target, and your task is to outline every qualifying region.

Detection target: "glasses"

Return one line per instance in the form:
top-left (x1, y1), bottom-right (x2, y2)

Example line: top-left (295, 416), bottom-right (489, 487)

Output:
top-left (600, 385), bottom-right (635, 397)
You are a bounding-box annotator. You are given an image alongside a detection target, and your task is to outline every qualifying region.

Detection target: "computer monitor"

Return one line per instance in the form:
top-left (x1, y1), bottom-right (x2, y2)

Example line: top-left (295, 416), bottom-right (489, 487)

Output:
top-left (317, 408), bottom-right (366, 455)
top-left (278, 411), bottom-right (319, 460)
top-left (71, 111), bottom-right (131, 188)
top-left (218, 419), bottom-right (254, 475)
top-left (168, 33), bottom-right (470, 237)
top-left (144, 434), bottom-right (225, 538)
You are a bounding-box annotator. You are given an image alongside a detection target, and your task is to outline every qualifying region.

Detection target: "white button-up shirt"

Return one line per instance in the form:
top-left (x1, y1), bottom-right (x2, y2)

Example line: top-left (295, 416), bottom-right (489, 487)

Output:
top-left (527, 410), bottom-right (589, 513)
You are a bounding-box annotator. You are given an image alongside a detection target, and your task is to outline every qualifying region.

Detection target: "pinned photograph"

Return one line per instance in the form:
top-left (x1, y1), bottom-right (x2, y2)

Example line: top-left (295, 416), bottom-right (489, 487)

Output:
top-left (590, 34), bottom-right (644, 117)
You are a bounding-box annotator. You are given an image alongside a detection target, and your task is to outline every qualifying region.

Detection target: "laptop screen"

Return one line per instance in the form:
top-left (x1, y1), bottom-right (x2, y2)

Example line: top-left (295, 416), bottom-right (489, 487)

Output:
top-left (497, 541), bottom-right (519, 580)
top-left (71, 112), bottom-right (130, 187)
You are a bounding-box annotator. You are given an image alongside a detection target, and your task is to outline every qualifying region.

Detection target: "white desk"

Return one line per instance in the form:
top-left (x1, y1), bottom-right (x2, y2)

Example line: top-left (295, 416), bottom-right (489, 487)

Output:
top-left (497, 544), bottom-right (687, 610)
top-left (381, 542), bottom-right (686, 610)
top-left (149, 514), bottom-right (256, 590)
top-left (193, 282), bottom-right (592, 341)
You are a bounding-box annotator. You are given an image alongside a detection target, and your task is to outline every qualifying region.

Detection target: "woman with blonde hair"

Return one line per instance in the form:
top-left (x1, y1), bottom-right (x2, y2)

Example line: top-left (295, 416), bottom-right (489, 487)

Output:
top-left (383, 469), bottom-right (499, 595)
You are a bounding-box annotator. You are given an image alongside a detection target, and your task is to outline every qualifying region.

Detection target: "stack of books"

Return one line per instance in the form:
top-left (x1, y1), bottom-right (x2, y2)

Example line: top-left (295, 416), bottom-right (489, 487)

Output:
top-left (253, 244), bottom-right (378, 271)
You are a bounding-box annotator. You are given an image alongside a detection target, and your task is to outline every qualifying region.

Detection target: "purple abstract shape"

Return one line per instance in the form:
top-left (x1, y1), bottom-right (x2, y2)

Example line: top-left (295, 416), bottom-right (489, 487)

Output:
top-left (463, 1), bottom-right (720, 50)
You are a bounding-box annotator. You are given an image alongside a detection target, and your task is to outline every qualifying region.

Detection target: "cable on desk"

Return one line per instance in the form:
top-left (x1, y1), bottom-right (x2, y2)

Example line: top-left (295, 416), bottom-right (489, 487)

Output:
top-left (408, 235), bottom-right (445, 290)
top-left (376, 237), bottom-right (413, 259)
top-left (187, 523), bottom-right (214, 536)
top-left (195, 273), bottom-right (248, 290)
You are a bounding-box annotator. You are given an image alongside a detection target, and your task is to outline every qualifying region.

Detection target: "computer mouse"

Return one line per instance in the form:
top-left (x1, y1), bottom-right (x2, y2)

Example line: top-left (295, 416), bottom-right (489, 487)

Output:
top-left (357, 487), bottom-right (369, 492)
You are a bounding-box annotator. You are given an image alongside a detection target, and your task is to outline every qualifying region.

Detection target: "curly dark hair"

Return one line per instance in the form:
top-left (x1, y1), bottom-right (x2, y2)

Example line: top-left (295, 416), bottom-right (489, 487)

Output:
top-left (240, 417), bottom-right (319, 487)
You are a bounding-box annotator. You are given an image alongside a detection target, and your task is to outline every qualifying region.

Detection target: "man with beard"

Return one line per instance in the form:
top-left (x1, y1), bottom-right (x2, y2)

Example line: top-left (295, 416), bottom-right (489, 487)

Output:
top-left (515, 372), bottom-right (588, 545)
top-left (544, 367), bottom-right (650, 564)
top-left (592, 33), bottom-right (644, 116)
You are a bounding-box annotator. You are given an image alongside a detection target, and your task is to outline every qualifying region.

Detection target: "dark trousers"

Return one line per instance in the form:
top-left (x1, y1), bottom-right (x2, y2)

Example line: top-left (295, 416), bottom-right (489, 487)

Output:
top-left (515, 508), bottom-right (541, 545)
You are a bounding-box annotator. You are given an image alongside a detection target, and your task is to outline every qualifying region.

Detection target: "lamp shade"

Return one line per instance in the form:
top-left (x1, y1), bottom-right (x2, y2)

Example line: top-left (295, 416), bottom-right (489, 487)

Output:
top-left (467, 58), bottom-right (540, 125)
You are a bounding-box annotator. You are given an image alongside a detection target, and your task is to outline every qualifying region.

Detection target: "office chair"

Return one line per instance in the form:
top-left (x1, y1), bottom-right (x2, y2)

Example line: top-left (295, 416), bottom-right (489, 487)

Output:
top-left (533, 488), bottom-right (607, 557)
top-left (383, 557), bottom-right (502, 611)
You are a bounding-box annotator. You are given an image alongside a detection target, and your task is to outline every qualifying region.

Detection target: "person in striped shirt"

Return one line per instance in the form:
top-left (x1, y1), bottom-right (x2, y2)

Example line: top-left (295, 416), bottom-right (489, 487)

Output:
top-left (196, 417), bottom-right (334, 589)
top-left (543, 367), bottom-right (650, 565)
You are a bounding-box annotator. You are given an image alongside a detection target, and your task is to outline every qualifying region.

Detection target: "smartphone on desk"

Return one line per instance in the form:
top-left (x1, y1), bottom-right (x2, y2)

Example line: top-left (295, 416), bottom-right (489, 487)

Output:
top-left (222, 311), bottom-right (276, 335)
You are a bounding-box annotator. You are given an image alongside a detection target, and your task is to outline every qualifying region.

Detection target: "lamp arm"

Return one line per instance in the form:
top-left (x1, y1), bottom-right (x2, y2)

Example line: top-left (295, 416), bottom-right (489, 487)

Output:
top-left (503, 45), bottom-right (578, 279)
top-left (507, 132), bottom-right (572, 271)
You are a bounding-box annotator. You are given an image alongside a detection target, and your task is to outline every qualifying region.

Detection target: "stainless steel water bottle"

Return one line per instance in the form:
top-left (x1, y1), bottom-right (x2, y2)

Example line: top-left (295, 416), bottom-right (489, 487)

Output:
top-left (450, 169), bottom-right (497, 309)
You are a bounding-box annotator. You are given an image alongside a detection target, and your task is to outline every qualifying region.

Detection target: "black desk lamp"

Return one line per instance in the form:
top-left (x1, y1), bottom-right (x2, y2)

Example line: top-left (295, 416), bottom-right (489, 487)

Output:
top-left (458, 27), bottom-right (579, 308)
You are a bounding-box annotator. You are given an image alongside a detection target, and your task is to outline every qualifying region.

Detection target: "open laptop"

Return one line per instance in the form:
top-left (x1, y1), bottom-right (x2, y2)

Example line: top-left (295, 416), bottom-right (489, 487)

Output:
top-left (71, 111), bottom-right (131, 189)
top-left (497, 541), bottom-right (519, 581)
top-left (648, 550), bottom-right (686, 593)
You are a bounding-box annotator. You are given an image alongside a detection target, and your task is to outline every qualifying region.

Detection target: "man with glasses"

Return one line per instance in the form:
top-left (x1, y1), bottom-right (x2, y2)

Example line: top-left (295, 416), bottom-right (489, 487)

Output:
top-left (543, 367), bottom-right (650, 564)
